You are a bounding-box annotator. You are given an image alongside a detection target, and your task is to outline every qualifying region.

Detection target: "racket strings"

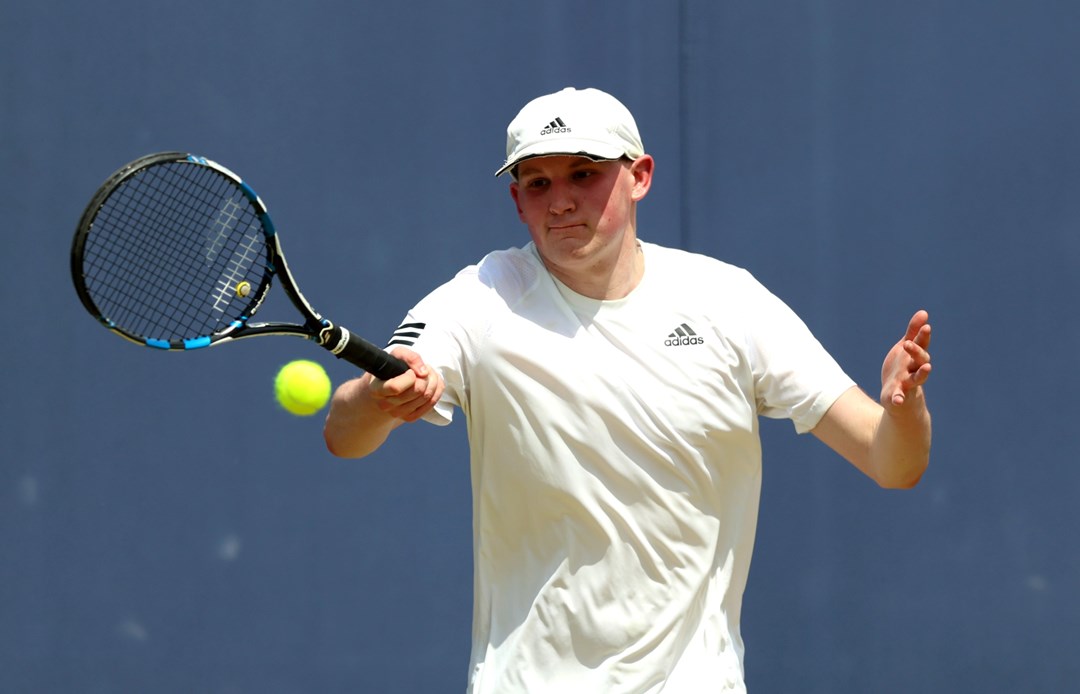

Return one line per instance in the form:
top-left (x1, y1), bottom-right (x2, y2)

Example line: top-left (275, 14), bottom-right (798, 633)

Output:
top-left (80, 162), bottom-right (272, 343)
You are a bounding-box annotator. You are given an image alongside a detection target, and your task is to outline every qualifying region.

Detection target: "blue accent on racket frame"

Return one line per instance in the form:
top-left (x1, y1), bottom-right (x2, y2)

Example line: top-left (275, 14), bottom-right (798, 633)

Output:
top-left (145, 336), bottom-right (212, 350)
top-left (260, 213), bottom-right (276, 236)
top-left (239, 181), bottom-right (260, 204)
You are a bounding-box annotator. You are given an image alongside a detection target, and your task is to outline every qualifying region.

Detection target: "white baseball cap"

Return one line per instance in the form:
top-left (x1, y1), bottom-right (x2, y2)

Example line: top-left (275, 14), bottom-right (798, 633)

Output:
top-left (494, 87), bottom-right (645, 177)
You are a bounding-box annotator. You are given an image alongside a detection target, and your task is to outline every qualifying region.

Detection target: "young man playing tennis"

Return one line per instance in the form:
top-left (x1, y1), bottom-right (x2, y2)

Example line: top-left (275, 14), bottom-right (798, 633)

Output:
top-left (324, 87), bottom-right (933, 693)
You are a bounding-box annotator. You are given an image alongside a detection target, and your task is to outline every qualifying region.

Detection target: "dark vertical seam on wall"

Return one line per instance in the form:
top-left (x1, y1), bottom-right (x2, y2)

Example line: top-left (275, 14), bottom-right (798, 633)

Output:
top-left (677, 0), bottom-right (690, 252)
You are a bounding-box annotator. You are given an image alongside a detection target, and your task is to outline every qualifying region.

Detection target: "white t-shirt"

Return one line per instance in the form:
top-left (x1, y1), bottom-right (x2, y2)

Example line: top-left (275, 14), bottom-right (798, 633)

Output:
top-left (390, 241), bottom-right (855, 693)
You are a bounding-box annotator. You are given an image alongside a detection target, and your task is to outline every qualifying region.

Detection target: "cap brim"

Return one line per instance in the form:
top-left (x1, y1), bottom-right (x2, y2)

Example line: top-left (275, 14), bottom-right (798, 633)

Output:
top-left (494, 140), bottom-right (627, 177)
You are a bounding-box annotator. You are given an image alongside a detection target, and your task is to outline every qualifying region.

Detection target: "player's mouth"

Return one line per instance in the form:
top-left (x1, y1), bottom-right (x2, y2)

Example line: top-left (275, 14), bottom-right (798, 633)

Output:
top-left (548, 222), bottom-right (588, 232)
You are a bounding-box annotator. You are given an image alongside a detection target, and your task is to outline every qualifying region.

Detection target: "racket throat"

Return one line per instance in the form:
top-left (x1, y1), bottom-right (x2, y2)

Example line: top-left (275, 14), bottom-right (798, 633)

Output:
top-left (315, 320), bottom-right (349, 355)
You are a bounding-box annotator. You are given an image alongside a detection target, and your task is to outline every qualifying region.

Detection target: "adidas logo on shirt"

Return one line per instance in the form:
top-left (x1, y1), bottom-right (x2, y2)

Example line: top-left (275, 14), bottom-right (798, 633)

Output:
top-left (540, 117), bottom-right (570, 135)
top-left (665, 323), bottom-right (704, 346)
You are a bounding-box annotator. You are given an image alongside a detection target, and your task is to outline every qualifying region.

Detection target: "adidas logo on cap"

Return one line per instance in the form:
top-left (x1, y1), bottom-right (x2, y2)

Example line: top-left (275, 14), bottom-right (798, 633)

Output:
top-left (540, 117), bottom-right (570, 136)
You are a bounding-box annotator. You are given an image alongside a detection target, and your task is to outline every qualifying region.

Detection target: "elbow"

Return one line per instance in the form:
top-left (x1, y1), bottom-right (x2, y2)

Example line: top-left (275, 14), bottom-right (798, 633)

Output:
top-left (323, 416), bottom-right (395, 460)
top-left (323, 437), bottom-right (349, 460)
top-left (323, 425), bottom-right (374, 460)
top-left (878, 473), bottom-right (922, 490)
top-left (874, 457), bottom-right (929, 490)
top-left (323, 431), bottom-right (351, 459)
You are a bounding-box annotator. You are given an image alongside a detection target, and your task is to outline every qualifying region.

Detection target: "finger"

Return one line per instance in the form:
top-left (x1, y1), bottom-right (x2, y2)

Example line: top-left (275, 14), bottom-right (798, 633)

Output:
top-left (390, 399), bottom-right (426, 420)
top-left (393, 388), bottom-right (439, 421)
top-left (371, 370), bottom-right (418, 400)
top-left (378, 393), bottom-right (425, 418)
top-left (889, 381), bottom-right (914, 408)
top-left (392, 348), bottom-right (431, 379)
top-left (904, 310), bottom-right (930, 342)
top-left (913, 362), bottom-right (932, 386)
top-left (913, 322), bottom-right (932, 350)
top-left (380, 372), bottom-right (440, 413)
top-left (891, 363), bottom-right (931, 405)
top-left (423, 372), bottom-right (442, 402)
top-left (903, 340), bottom-right (931, 366)
top-left (889, 375), bottom-right (911, 406)
top-left (384, 383), bottom-right (427, 407)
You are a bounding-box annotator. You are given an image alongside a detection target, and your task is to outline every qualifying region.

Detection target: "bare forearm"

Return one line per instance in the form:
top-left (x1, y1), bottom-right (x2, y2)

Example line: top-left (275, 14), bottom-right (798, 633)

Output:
top-left (813, 386), bottom-right (931, 489)
top-left (323, 348), bottom-right (445, 458)
top-left (868, 394), bottom-right (932, 488)
top-left (323, 376), bottom-right (401, 459)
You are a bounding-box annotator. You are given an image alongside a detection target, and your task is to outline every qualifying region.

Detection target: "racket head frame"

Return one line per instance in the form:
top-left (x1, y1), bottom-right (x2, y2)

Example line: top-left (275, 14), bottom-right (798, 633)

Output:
top-left (71, 152), bottom-right (325, 349)
top-left (71, 152), bottom-right (409, 380)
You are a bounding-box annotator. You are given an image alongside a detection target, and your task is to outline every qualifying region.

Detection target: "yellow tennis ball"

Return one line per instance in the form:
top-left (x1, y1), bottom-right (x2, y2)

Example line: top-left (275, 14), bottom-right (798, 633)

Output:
top-left (274, 359), bottom-right (332, 416)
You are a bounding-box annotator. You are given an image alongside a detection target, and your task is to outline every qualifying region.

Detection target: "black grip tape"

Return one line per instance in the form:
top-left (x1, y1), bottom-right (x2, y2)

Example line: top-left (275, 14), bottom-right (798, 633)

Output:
top-left (320, 324), bottom-right (409, 380)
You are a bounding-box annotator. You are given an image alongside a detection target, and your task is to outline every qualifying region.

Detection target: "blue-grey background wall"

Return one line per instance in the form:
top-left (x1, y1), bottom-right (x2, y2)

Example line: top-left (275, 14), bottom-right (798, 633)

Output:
top-left (2, 1), bottom-right (1077, 692)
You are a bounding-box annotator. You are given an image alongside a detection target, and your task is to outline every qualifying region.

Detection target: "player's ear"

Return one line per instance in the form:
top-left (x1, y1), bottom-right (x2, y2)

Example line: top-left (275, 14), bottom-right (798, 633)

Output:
top-left (509, 182), bottom-right (525, 220)
top-left (629, 155), bottom-right (654, 202)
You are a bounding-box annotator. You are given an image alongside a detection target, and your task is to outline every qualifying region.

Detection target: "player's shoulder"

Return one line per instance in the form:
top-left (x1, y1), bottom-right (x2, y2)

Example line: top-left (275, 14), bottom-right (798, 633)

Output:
top-left (416, 243), bottom-right (543, 311)
top-left (463, 243), bottom-right (546, 300)
top-left (642, 241), bottom-right (759, 289)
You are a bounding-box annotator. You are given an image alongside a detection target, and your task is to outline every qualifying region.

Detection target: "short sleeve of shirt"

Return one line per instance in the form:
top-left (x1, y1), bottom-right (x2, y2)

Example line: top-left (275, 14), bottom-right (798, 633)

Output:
top-left (734, 271), bottom-right (856, 434)
top-left (388, 273), bottom-right (476, 427)
top-left (385, 247), bottom-right (544, 428)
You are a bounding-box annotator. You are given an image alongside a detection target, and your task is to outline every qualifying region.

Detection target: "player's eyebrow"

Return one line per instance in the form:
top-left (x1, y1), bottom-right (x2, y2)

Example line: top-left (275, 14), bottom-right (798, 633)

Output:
top-left (517, 157), bottom-right (604, 179)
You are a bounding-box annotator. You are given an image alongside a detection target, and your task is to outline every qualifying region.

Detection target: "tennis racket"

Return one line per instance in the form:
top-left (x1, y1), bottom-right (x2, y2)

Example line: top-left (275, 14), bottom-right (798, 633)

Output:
top-left (70, 151), bottom-right (409, 380)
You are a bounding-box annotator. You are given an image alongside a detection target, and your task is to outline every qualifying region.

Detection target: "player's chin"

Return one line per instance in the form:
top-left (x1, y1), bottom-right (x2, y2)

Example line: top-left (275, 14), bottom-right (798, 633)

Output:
top-left (544, 233), bottom-right (598, 259)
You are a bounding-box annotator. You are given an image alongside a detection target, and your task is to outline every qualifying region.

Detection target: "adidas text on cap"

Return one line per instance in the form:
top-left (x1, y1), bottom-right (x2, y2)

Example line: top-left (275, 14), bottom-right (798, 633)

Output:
top-left (495, 87), bottom-right (645, 177)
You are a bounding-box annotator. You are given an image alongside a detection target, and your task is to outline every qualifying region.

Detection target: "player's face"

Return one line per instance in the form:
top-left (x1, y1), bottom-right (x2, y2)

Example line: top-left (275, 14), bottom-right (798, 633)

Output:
top-left (510, 155), bottom-right (652, 288)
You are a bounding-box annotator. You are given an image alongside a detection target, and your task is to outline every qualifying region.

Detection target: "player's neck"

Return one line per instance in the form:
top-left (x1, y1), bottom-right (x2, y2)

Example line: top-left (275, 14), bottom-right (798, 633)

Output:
top-left (546, 237), bottom-right (645, 301)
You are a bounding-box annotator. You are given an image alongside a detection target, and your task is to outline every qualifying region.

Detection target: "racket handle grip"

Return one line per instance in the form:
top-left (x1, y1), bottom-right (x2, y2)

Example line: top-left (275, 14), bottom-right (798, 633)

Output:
top-left (321, 325), bottom-right (409, 380)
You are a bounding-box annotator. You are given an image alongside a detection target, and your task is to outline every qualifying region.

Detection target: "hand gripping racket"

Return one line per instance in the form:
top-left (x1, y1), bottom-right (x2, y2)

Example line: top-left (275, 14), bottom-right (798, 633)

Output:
top-left (70, 152), bottom-right (409, 380)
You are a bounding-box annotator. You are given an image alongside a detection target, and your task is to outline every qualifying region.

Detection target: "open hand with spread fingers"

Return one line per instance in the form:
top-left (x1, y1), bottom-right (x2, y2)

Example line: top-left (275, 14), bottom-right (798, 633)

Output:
top-left (881, 310), bottom-right (933, 411)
